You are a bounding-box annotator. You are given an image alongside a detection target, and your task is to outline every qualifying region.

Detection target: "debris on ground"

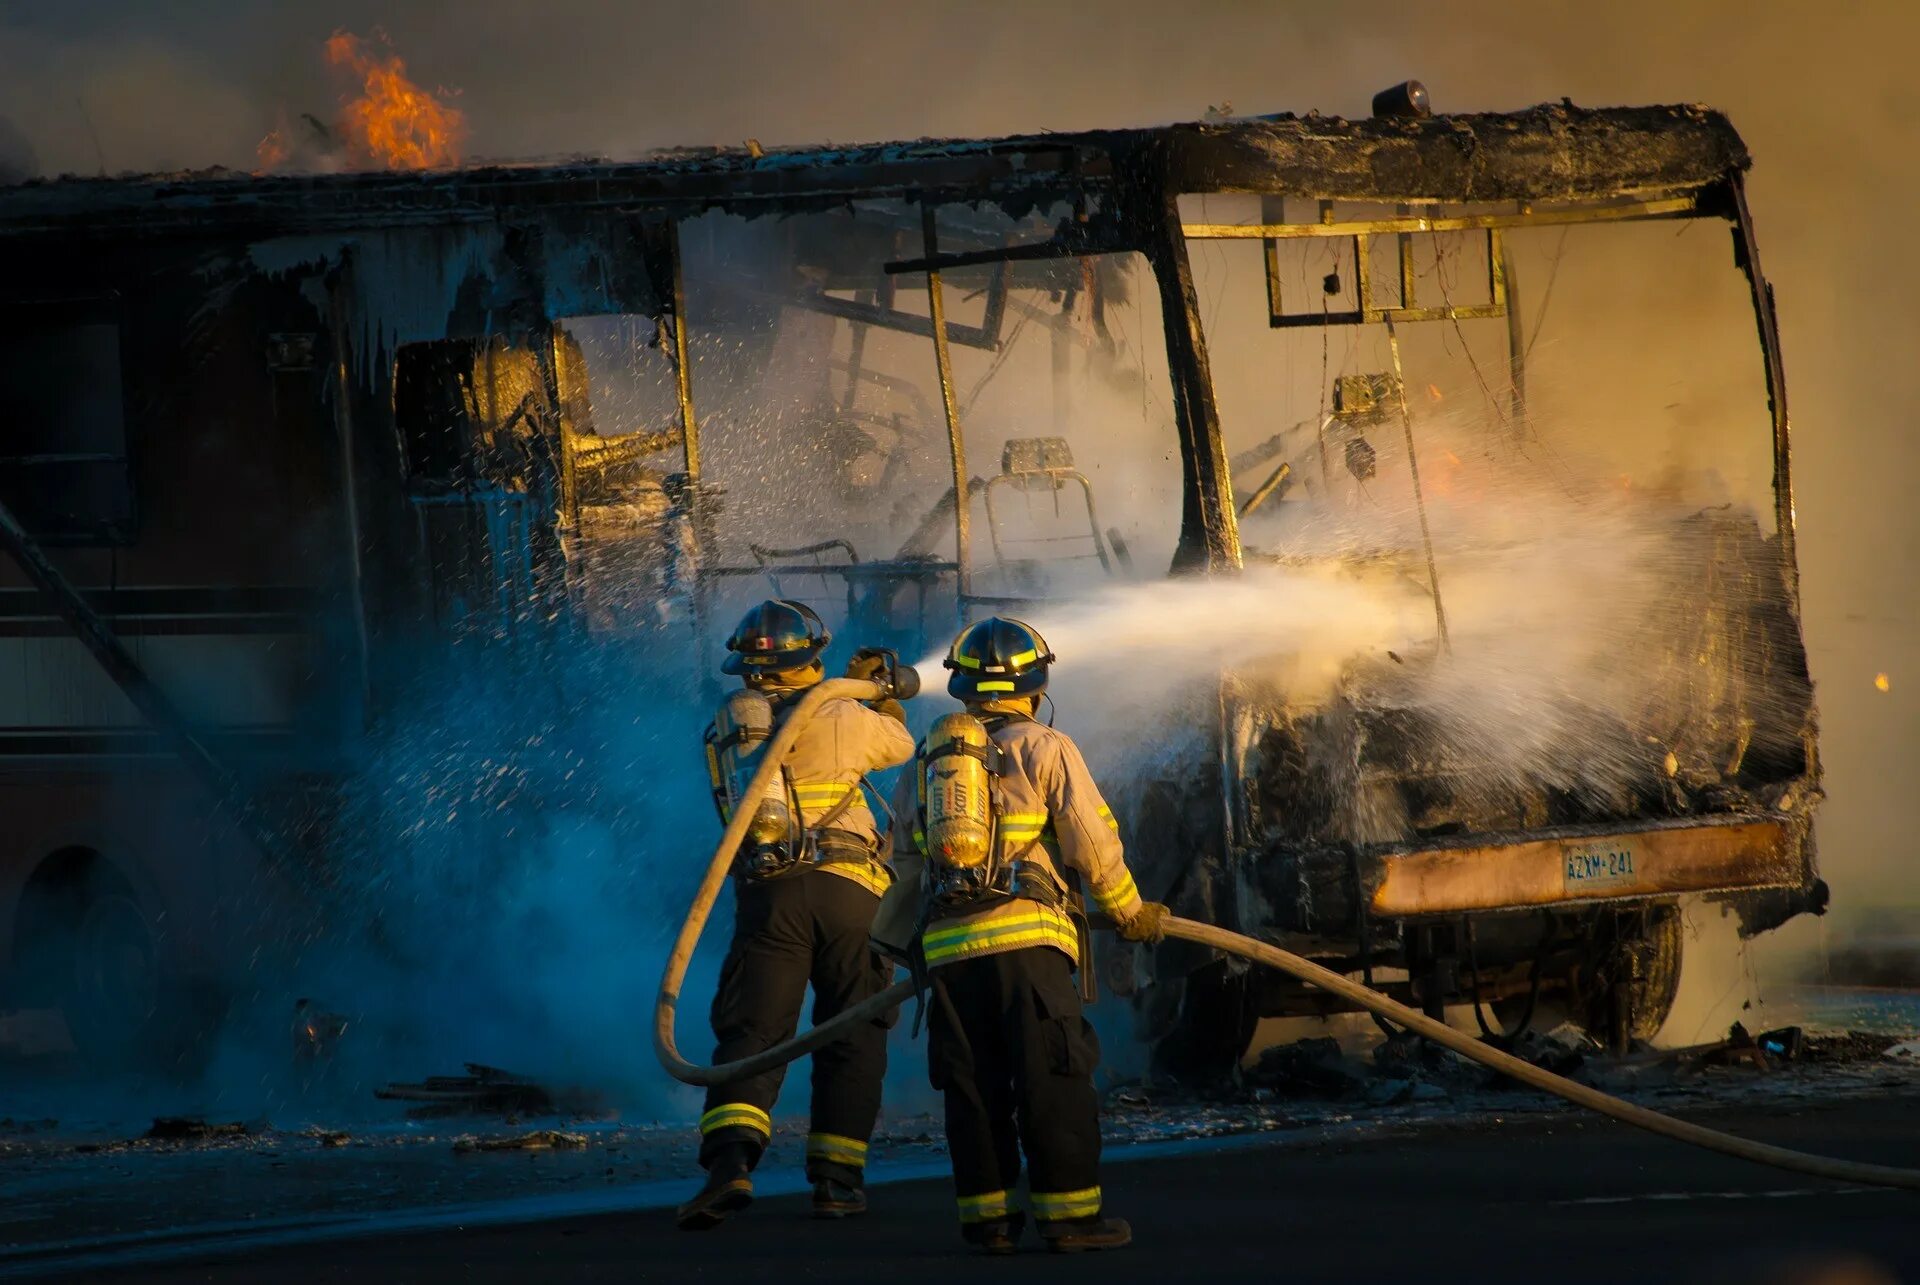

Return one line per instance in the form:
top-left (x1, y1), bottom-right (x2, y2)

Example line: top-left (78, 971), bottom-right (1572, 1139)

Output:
top-left (1803, 1031), bottom-right (1900, 1063)
top-left (375, 1063), bottom-right (606, 1119)
top-left (1502, 1028), bottom-right (1594, 1078)
top-left (1885, 1039), bottom-right (1920, 1061)
top-left (1246, 1037), bottom-right (1370, 1098)
top-left (144, 1117), bottom-right (252, 1141)
top-left (452, 1130), bottom-right (589, 1153)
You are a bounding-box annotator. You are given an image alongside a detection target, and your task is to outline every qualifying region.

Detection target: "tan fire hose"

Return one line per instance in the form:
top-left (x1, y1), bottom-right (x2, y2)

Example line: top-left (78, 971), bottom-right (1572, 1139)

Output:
top-left (655, 679), bottom-right (1920, 1191)
top-left (654, 678), bottom-right (918, 1087)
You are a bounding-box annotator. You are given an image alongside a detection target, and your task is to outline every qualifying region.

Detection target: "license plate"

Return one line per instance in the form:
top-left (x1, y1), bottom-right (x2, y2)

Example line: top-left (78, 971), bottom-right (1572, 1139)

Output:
top-left (1562, 839), bottom-right (1639, 893)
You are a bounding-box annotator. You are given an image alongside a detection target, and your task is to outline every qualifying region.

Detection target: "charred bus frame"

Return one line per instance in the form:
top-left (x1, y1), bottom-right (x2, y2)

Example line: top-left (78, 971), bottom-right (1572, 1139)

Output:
top-left (0, 100), bottom-right (1816, 1063)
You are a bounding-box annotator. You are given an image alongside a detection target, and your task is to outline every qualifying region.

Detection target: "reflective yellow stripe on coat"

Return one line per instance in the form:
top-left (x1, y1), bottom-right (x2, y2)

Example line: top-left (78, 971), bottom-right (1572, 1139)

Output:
top-left (814, 858), bottom-right (892, 896)
top-left (922, 902), bottom-right (1080, 967)
top-left (791, 781), bottom-right (856, 824)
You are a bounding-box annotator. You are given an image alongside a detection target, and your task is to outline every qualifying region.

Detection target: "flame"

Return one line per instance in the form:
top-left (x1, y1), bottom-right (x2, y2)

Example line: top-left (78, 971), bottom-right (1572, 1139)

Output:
top-left (325, 30), bottom-right (466, 170)
top-left (256, 127), bottom-right (291, 172)
top-left (1875, 672), bottom-right (1891, 693)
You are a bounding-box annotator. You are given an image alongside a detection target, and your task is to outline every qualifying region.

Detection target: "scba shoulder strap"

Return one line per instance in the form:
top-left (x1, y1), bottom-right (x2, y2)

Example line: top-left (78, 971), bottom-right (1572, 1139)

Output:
top-left (923, 735), bottom-right (1006, 776)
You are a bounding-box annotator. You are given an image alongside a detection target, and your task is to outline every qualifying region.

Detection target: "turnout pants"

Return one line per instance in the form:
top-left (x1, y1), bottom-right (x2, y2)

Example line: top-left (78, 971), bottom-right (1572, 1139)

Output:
top-left (927, 945), bottom-right (1105, 1228)
top-left (700, 868), bottom-right (892, 1186)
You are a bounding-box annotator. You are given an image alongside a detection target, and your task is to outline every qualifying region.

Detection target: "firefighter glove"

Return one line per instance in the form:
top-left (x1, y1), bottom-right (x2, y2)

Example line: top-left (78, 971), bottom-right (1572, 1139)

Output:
top-left (1113, 902), bottom-right (1169, 944)
top-left (844, 648), bottom-right (888, 682)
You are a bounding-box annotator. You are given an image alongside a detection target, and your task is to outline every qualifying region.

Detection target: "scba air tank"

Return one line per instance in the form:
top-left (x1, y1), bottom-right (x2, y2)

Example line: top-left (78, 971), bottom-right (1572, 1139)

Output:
top-left (707, 689), bottom-right (797, 865)
top-left (923, 712), bottom-right (995, 894)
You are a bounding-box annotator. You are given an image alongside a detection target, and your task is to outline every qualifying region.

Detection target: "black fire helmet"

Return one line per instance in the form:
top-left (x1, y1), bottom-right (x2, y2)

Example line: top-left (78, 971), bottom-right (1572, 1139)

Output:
top-left (722, 599), bottom-right (831, 676)
top-left (944, 616), bottom-right (1054, 700)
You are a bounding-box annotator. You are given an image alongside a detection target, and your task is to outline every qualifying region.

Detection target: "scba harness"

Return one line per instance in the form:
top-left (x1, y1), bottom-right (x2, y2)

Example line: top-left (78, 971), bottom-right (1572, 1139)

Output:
top-left (704, 688), bottom-right (883, 881)
top-left (905, 710), bottom-right (1095, 1032)
top-left (916, 712), bottom-right (1046, 909)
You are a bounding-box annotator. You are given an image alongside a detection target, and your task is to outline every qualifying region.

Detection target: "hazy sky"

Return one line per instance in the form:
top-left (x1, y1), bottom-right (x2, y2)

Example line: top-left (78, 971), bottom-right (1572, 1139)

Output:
top-left (0, 0), bottom-right (1913, 907)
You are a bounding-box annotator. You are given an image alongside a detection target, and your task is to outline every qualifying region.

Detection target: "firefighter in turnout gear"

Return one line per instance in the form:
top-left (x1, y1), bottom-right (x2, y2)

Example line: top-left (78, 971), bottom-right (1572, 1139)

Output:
top-left (678, 599), bottom-right (916, 1231)
top-left (873, 617), bottom-right (1169, 1254)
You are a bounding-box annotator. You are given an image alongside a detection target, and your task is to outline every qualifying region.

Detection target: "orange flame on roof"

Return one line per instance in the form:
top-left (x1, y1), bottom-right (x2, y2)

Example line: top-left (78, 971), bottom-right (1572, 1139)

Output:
top-left (255, 126), bottom-right (291, 172)
top-left (325, 30), bottom-right (466, 171)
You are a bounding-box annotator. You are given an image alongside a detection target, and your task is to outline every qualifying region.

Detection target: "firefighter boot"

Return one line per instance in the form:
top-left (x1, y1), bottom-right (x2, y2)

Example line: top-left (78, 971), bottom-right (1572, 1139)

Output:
top-left (811, 1178), bottom-right (867, 1219)
top-left (1039, 1216), bottom-right (1133, 1253)
top-left (961, 1212), bottom-right (1026, 1255)
top-left (676, 1143), bottom-right (756, 1231)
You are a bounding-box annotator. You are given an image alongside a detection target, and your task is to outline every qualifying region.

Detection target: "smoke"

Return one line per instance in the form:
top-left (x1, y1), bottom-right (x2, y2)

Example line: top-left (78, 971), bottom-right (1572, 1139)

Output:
top-left (4, 0), bottom-right (1915, 1121)
top-left (0, 115), bottom-right (34, 183)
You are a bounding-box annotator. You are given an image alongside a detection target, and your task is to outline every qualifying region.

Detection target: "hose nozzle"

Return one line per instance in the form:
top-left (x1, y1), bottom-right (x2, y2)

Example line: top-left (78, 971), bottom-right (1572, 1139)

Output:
top-left (885, 663), bottom-right (922, 701)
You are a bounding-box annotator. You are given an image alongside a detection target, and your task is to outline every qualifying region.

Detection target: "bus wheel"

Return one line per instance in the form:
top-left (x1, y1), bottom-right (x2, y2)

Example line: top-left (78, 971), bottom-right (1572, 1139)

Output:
top-left (1578, 905), bottom-right (1684, 1054)
top-left (66, 881), bottom-right (163, 1061)
top-left (1148, 960), bottom-right (1256, 1083)
top-left (16, 852), bottom-right (198, 1072)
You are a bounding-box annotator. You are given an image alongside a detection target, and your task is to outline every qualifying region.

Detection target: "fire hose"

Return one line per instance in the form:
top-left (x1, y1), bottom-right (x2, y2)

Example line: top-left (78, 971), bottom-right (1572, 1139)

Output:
top-left (655, 677), bottom-right (1920, 1192)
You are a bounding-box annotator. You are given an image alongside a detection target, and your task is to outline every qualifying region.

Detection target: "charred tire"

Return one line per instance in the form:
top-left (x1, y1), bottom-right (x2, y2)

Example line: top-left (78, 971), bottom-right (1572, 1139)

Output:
top-left (13, 853), bottom-right (209, 1073)
top-left (1577, 905), bottom-right (1685, 1049)
top-left (1148, 960), bottom-right (1256, 1083)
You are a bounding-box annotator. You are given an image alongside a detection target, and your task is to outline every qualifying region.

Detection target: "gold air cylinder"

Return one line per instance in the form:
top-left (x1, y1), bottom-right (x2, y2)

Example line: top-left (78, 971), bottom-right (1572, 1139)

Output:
top-left (713, 689), bottom-right (793, 851)
top-left (923, 712), bottom-right (994, 872)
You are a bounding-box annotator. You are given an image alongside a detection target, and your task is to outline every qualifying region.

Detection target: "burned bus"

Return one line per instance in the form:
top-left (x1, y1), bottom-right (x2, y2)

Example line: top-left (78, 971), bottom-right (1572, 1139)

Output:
top-left (0, 93), bottom-right (1820, 1073)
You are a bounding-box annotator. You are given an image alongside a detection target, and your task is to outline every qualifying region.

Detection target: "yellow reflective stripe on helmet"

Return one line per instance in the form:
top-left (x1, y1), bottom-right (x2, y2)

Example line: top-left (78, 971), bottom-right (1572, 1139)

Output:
top-left (1031, 1186), bottom-right (1102, 1220)
top-left (975, 680), bottom-right (1015, 692)
top-left (1091, 870), bottom-right (1139, 914)
top-left (912, 827), bottom-right (928, 855)
top-left (950, 651), bottom-right (983, 670)
top-left (956, 1189), bottom-right (1014, 1223)
top-left (922, 907), bottom-right (1079, 966)
top-left (699, 1103), bottom-right (771, 1138)
top-left (805, 1132), bottom-right (869, 1167)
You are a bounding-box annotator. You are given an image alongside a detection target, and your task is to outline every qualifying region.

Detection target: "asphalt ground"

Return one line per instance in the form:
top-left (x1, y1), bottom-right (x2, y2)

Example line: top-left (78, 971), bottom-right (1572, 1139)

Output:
top-left (41, 1088), bottom-right (1920, 1285)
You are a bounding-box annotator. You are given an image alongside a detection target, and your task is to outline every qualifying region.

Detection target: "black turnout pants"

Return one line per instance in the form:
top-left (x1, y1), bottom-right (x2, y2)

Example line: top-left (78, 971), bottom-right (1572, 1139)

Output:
top-left (701, 868), bottom-right (891, 1186)
top-left (928, 946), bottom-right (1105, 1227)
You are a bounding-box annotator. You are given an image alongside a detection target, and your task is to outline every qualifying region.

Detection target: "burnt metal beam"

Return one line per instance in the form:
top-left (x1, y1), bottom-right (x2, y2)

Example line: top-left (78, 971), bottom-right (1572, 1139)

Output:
top-left (0, 105), bottom-right (1746, 243)
top-left (1182, 194), bottom-right (1701, 241)
top-left (922, 208), bottom-right (972, 609)
top-left (0, 492), bottom-right (288, 862)
top-left (1728, 172), bottom-right (1796, 588)
top-left (1142, 190), bottom-right (1241, 574)
top-left (789, 263), bottom-right (1008, 351)
top-left (1161, 104), bottom-right (1748, 205)
top-left (883, 218), bottom-right (1126, 275)
top-left (665, 220), bottom-right (702, 482)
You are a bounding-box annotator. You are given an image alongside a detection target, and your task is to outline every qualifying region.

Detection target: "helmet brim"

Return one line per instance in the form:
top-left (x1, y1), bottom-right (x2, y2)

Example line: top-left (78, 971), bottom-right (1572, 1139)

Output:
top-left (947, 667), bottom-right (1048, 700)
top-left (723, 639), bottom-right (827, 676)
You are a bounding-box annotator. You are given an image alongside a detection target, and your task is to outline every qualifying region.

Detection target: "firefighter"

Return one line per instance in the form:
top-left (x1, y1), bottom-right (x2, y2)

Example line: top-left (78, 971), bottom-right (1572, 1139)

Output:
top-left (872, 616), bottom-right (1168, 1254)
top-left (678, 599), bottom-right (916, 1231)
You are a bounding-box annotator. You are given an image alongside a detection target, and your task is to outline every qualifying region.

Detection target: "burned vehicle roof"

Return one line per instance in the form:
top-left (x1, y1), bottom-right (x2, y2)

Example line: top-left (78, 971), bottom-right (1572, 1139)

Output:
top-left (0, 102), bottom-right (1749, 241)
